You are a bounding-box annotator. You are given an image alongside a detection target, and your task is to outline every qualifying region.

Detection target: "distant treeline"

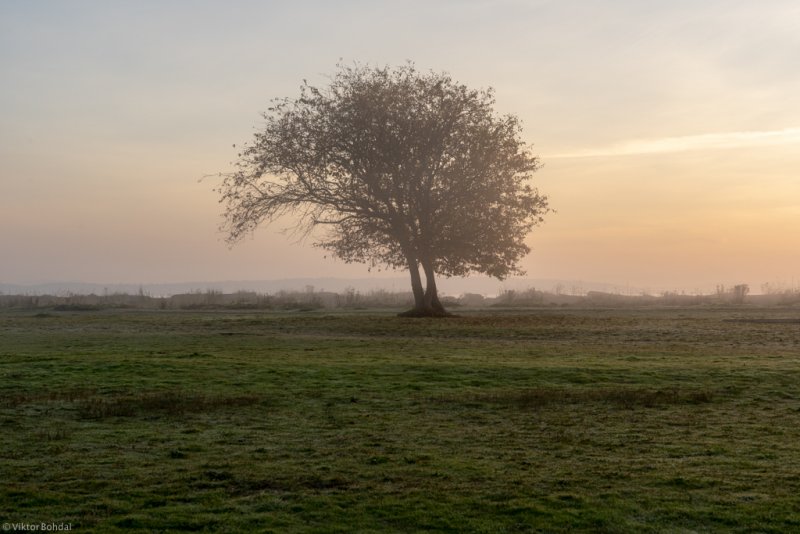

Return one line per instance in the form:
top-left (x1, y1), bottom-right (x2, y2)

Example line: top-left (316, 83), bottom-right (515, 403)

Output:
top-left (1, 284), bottom-right (799, 310)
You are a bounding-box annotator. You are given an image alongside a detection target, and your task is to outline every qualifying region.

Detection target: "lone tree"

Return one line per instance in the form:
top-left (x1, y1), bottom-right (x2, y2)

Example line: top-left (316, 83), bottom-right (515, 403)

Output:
top-left (217, 63), bottom-right (550, 316)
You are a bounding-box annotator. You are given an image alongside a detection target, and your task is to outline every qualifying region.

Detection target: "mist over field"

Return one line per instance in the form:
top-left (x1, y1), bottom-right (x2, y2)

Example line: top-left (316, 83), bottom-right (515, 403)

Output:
top-left (0, 276), bottom-right (732, 299)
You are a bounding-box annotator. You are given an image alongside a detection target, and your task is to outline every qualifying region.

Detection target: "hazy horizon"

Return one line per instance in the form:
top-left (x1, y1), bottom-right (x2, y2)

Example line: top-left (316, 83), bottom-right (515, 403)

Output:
top-left (1, 275), bottom-right (792, 299)
top-left (2, 1), bottom-right (798, 291)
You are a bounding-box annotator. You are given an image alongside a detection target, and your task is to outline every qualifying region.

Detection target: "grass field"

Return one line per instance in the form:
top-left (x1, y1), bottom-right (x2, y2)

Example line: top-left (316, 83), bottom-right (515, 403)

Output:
top-left (2, 306), bottom-right (800, 532)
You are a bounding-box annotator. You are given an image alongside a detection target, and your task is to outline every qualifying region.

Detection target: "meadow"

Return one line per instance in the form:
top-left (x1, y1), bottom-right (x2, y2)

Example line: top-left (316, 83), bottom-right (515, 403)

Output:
top-left (1, 306), bottom-right (799, 532)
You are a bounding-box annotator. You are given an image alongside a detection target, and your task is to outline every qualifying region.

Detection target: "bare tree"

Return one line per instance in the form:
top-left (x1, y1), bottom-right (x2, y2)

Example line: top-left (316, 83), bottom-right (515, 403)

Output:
top-left (731, 284), bottom-right (749, 304)
top-left (216, 63), bottom-right (550, 316)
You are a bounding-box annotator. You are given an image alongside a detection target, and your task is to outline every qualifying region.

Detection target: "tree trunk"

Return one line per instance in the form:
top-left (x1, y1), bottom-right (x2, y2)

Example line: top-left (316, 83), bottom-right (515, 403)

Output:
top-left (400, 257), bottom-right (451, 317)
top-left (398, 254), bottom-right (426, 316)
top-left (421, 259), bottom-right (448, 315)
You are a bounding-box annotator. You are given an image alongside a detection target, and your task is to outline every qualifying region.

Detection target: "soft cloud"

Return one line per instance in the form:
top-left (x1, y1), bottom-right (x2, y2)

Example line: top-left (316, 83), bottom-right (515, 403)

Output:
top-left (550, 127), bottom-right (800, 159)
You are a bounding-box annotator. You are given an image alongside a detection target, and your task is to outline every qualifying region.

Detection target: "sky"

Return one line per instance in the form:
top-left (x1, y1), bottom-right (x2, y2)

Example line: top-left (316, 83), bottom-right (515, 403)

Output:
top-left (1, 0), bottom-right (799, 294)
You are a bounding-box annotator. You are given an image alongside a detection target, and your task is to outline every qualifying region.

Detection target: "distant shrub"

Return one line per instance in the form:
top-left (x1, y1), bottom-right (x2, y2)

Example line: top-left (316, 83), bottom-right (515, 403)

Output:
top-left (459, 293), bottom-right (486, 307)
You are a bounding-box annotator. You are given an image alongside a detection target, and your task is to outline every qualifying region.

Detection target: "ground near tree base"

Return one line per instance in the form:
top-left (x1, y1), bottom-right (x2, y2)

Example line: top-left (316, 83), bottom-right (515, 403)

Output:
top-left (2, 306), bottom-right (800, 532)
top-left (397, 307), bottom-right (455, 318)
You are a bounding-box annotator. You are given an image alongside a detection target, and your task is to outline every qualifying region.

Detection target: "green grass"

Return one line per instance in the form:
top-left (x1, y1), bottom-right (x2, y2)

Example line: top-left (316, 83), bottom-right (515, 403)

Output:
top-left (1, 306), bottom-right (800, 532)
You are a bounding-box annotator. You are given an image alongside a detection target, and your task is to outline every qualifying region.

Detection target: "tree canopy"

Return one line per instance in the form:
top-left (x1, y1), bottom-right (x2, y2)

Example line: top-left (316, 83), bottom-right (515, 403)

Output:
top-left (217, 63), bottom-right (550, 316)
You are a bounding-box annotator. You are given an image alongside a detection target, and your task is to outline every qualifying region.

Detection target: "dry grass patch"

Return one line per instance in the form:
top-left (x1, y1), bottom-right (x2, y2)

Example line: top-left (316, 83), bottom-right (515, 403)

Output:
top-left (0, 388), bottom-right (98, 407)
top-left (437, 387), bottom-right (714, 409)
top-left (77, 391), bottom-right (263, 419)
top-left (2, 388), bottom-right (264, 419)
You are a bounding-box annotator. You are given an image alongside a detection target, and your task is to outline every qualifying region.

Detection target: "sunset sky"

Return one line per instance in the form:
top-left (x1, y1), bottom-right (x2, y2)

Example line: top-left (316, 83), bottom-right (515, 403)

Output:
top-left (2, 0), bottom-right (799, 293)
